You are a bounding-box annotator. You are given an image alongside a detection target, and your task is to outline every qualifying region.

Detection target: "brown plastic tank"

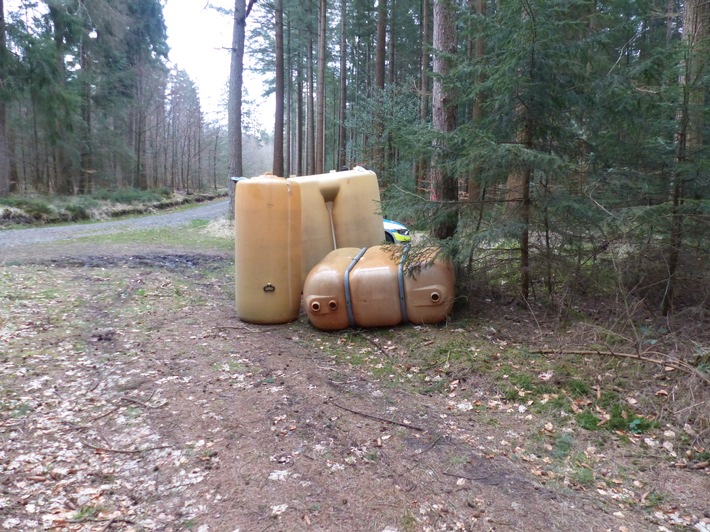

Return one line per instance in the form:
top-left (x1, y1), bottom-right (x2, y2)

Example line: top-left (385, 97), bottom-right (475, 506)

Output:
top-left (330, 169), bottom-right (383, 248)
top-left (302, 247), bottom-right (362, 330)
top-left (290, 173), bottom-right (340, 286)
top-left (348, 246), bottom-right (403, 328)
top-left (303, 245), bottom-right (455, 330)
top-left (234, 175), bottom-right (302, 324)
top-left (291, 167), bottom-right (384, 286)
top-left (402, 248), bottom-right (456, 324)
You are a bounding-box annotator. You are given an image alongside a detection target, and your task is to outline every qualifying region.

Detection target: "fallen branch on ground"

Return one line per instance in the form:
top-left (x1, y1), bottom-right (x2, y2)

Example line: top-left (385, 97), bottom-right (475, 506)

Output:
top-left (81, 440), bottom-right (171, 454)
top-left (328, 398), bottom-right (424, 431)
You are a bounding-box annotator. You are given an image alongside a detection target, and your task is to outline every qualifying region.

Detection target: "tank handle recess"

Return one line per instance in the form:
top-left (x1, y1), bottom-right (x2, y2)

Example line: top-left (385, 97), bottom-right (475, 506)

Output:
top-left (397, 244), bottom-right (411, 324)
top-left (344, 248), bottom-right (368, 328)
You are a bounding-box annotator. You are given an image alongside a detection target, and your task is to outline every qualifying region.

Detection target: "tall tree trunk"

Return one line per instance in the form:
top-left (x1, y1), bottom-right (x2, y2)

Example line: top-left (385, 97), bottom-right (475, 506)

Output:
top-left (307, 29), bottom-right (316, 174)
top-left (417, 0), bottom-right (430, 192)
top-left (661, 0), bottom-right (709, 315)
top-left (228, 0), bottom-right (255, 217)
top-left (388, 0), bottom-right (396, 84)
top-left (315, 0), bottom-right (327, 174)
top-left (297, 50), bottom-right (304, 176)
top-left (48, 3), bottom-right (73, 194)
top-left (466, 0), bottom-right (485, 201)
top-left (507, 1), bottom-right (537, 301)
top-left (285, 17), bottom-right (292, 176)
top-left (373, 0), bottom-right (387, 172)
top-left (430, 0), bottom-right (458, 240)
top-left (337, 0), bottom-right (347, 170)
top-left (273, 0), bottom-right (285, 177)
top-left (79, 34), bottom-right (93, 194)
top-left (0, 0), bottom-right (9, 196)
top-left (375, 0), bottom-right (387, 90)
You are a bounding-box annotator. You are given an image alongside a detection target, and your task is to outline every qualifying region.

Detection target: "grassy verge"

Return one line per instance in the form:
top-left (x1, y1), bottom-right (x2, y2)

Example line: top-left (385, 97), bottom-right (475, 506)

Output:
top-left (0, 188), bottom-right (227, 227)
top-left (296, 317), bottom-right (709, 464)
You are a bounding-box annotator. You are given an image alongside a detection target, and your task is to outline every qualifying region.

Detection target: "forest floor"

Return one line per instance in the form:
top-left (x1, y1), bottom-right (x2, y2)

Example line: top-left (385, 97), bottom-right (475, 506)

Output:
top-left (0, 203), bottom-right (709, 531)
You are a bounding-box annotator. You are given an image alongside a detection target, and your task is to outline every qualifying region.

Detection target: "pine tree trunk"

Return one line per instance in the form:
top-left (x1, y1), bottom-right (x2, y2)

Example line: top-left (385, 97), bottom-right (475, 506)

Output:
top-left (373, 0), bottom-right (387, 172)
top-left (228, 0), bottom-right (255, 218)
top-left (315, 0), bottom-right (327, 174)
top-left (0, 0), bottom-right (9, 197)
top-left (48, 4), bottom-right (74, 194)
top-left (661, 0), bottom-right (709, 315)
top-left (297, 49), bottom-right (304, 176)
top-left (307, 32), bottom-right (316, 175)
top-left (337, 0), bottom-right (347, 170)
top-left (417, 0), bottom-right (430, 193)
top-left (273, 0), bottom-right (285, 177)
top-left (285, 18), bottom-right (292, 176)
top-left (466, 0), bottom-right (485, 202)
top-left (430, 0), bottom-right (458, 240)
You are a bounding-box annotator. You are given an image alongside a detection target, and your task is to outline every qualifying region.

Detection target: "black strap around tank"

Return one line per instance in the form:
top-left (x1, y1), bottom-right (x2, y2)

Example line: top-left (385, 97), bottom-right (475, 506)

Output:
top-left (397, 245), bottom-right (410, 324)
top-left (344, 248), bottom-right (367, 328)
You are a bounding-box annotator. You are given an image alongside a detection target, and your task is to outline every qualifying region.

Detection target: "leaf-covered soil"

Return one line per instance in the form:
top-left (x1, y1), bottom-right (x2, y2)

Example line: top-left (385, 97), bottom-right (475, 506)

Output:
top-left (1, 223), bottom-right (709, 531)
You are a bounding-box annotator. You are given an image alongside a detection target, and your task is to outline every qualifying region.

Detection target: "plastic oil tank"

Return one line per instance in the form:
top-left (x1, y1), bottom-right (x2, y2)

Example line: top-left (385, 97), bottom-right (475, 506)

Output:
top-left (290, 167), bottom-right (384, 286)
top-left (348, 246), bottom-right (403, 328)
top-left (303, 245), bottom-right (455, 330)
top-left (234, 175), bottom-right (302, 324)
top-left (289, 173), bottom-right (341, 286)
top-left (330, 168), bottom-right (383, 248)
top-left (402, 247), bottom-right (456, 324)
top-left (301, 247), bottom-right (361, 331)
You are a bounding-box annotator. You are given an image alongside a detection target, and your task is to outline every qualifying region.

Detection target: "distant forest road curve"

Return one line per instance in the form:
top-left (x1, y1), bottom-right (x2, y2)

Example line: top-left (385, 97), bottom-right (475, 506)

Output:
top-left (0, 199), bottom-right (230, 250)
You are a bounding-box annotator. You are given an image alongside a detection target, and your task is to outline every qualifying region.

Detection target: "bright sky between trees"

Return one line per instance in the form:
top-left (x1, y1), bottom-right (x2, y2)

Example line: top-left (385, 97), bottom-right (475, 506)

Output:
top-left (161, 0), bottom-right (274, 129)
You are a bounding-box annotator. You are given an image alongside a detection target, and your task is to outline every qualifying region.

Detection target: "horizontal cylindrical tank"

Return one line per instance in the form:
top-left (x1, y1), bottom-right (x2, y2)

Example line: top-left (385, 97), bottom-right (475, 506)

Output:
top-left (303, 245), bottom-right (455, 330)
top-left (234, 175), bottom-right (302, 324)
top-left (302, 248), bottom-right (361, 331)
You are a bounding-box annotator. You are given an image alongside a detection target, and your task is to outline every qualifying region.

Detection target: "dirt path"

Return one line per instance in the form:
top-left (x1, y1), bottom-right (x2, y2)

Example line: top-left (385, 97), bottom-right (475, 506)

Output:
top-left (0, 199), bottom-right (229, 250)
top-left (0, 213), bottom-right (708, 531)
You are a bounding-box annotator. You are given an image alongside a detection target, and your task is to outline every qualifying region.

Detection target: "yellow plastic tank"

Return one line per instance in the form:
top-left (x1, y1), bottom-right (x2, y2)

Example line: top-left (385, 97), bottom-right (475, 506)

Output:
top-left (234, 175), bottom-right (302, 324)
top-left (403, 248), bottom-right (456, 324)
top-left (330, 169), bottom-right (383, 248)
top-left (302, 247), bottom-right (361, 331)
top-left (291, 167), bottom-right (383, 286)
top-left (349, 246), bottom-right (403, 328)
top-left (289, 174), bottom-right (340, 286)
top-left (303, 245), bottom-right (455, 330)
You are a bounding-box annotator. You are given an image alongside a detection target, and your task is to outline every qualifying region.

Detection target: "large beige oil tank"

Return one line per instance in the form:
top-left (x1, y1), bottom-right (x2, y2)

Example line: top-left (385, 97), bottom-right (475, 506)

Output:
top-left (402, 247), bottom-right (456, 324)
top-left (290, 167), bottom-right (383, 286)
top-left (234, 175), bottom-right (302, 324)
top-left (303, 245), bottom-right (455, 330)
top-left (301, 247), bottom-right (362, 330)
top-left (348, 246), bottom-right (403, 328)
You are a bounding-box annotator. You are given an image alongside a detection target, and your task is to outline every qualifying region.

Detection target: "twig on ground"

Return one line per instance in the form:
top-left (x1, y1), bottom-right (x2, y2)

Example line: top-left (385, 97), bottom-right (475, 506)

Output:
top-left (67, 517), bottom-right (137, 530)
top-left (328, 398), bottom-right (424, 431)
top-left (356, 333), bottom-right (390, 357)
top-left (91, 406), bottom-right (121, 422)
top-left (443, 470), bottom-right (490, 482)
top-left (81, 439), bottom-right (171, 454)
top-left (420, 434), bottom-right (444, 454)
top-left (119, 396), bottom-right (164, 409)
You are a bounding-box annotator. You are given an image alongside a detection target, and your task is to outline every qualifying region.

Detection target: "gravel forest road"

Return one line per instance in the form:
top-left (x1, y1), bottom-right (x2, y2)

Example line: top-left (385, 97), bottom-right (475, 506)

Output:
top-left (0, 199), bottom-right (229, 250)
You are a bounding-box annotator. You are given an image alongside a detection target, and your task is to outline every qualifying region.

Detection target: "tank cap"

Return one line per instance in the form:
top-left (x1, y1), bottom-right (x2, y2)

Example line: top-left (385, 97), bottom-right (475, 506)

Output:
top-left (430, 291), bottom-right (441, 302)
top-left (263, 283), bottom-right (276, 292)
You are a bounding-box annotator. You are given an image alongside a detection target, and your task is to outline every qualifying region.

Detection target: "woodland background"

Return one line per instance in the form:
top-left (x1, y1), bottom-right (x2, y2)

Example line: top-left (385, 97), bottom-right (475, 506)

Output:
top-left (0, 0), bottom-right (709, 316)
